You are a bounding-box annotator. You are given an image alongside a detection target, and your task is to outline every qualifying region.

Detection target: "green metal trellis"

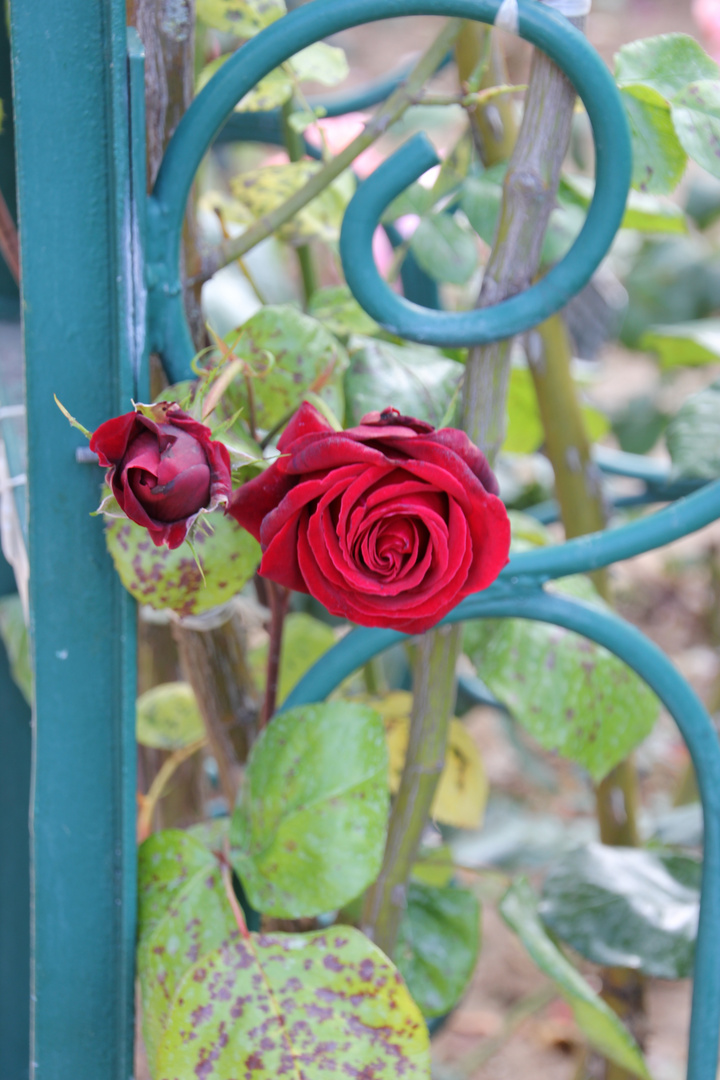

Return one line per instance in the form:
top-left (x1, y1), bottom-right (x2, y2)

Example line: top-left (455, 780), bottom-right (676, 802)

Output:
top-left (2, 1), bottom-right (720, 1078)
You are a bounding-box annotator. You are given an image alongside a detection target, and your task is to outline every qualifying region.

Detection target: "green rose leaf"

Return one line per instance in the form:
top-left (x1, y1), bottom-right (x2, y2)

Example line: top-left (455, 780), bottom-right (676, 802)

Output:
top-left (460, 174), bottom-right (502, 247)
top-left (501, 878), bottom-right (650, 1079)
top-left (223, 304), bottom-right (348, 434)
top-left (308, 284), bottom-right (380, 338)
top-left (136, 682), bottom-right (205, 750)
top-left (248, 612), bottom-right (336, 705)
top-left (666, 383), bottom-right (720, 479)
top-left (410, 213), bottom-right (478, 285)
top-left (157, 927), bottom-right (430, 1080)
top-left (0, 594), bottom-right (32, 705)
top-left (672, 80), bottom-right (720, 181)
top-left (615, 33), bottom-right (719, 101)
top-left (230, 701), bottom-right (389, 918)
top-left (197, 40), bottom-right (347, 112)
top-left (620, 84), bottom-right (687, 195)
top-left (559, 174), bottom-right (687, 234)
top-left (231, 161), bottom-right (355, 245)
top-left (539, 844), bottom-right (700, 980)
top-left (395, 881), bottom-right (480, 1018)
top-left (382, 181), bottom-right (434, 224)
top-left (106, 509), bottom-right (261, 617)
top-left (504, 366), bottom-right (544, 454)
top-left (290, 41), bottom-right (349, 87)
top-left (344, 336), bottom-right (463, 428)
top-left (640, 319), bottom-right (720, 367)
top-left (137, 831), bottom-right (238, 1073)
top-left (198, 55), bottom-right (292, 112)
top-left (464, 579), bottom-right (660, 782)
top-left (196, 0), bottom-right (285, 36)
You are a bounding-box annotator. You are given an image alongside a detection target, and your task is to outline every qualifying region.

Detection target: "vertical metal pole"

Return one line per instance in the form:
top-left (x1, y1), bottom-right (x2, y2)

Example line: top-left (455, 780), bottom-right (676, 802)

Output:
top-left (9, 0), bottom-right (140, 1075)
top-left (0, 560), bottom-right (31, 1080)
top-left (0, 4), bottom-right (18, 317)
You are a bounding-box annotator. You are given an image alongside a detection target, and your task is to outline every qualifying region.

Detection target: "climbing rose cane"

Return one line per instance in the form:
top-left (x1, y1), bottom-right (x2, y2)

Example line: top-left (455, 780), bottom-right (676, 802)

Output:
top-left (228, 402), bottom-right (511, 634)
top-left (90, 402), bottom-right (232, 549)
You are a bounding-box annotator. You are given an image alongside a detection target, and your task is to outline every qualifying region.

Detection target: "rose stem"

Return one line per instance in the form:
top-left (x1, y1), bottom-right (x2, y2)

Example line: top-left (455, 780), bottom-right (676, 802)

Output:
top-left (362, 19), bottom-right (586, 958)
top-left (281, 98), bottom-right (319, 307)
top-left (262, 582), bottom-right (290, 728)
top-left (173, 609), bottom-right (260, 809)
top-left (194, 18), bottom-right (464, 285)
top-left (455, 22), bottom-right (518, 167)
top-left (361, 622), bottom-right (462, 950)
top-left (528, 316), bottom-right (645, 1073)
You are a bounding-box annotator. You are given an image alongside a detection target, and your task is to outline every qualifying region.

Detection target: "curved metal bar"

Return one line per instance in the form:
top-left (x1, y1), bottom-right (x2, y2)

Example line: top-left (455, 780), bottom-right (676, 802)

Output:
top-left (149, 0), bottom-right (631, 382)
top-left (594, 445), bottom-right (672, 485)
top-left (530, 480), bottom-right (709, 526)
top-left (284, 589), bottom-right (720, 1080)
top-left (339, 11), bottom-right (631, 344)
top-left (502, 478), bottom-right (720, 584)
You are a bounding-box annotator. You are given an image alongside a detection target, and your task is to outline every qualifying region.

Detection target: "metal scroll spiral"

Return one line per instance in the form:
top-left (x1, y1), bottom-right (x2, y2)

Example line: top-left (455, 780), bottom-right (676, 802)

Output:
top-left (149, 5), bottom-right (720, 1077)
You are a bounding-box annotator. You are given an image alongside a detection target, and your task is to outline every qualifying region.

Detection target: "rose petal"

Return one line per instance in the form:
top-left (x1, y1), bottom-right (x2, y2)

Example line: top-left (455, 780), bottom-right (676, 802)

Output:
top-left (134, 462), bottom-right (211, 522)
top-left (90, 412), bottom-right (142, 466)
top-left (277, 400), bottom-right (333, 451)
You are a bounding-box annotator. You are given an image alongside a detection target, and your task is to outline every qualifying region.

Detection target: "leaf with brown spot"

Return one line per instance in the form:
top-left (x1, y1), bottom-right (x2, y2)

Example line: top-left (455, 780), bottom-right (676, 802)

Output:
top-left (105, 509), bottom-right (260, 616)
top-left (230, 702), bottom-right (389, 918)
top-left (464, 577), bottom-right (659, 781)
top-left (196, 0), bottom-right (285, 36)
top-left (231, 163), bottom-right (355, 247)
top-left (138, 833), bottom-right (240, 1073)
top-left (157, 928), bottom-right (430, 1079)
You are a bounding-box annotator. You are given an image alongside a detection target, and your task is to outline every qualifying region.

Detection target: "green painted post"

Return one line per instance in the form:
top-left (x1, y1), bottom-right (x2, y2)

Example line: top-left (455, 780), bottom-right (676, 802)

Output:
top-left (9, 0), bottom-right (141, 1075)
top-left (0, 560), bottom-right (31, 1080)
top-left (0, 5), bottom-right (18, 318)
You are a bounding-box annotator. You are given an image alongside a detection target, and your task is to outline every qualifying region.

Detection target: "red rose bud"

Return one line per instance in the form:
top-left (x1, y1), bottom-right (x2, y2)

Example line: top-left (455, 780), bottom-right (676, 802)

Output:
top-left (228, 402), bottom-right (510, 634)
top-left (90, 403), bottom-right (232, 549)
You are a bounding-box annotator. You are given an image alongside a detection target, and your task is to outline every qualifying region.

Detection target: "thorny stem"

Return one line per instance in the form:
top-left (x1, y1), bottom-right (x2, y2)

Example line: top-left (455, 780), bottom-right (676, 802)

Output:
top-left (461, 19), bottom-right (584, 454)
top-left (455, 22), bottom-right (519, 167)
top-left (364, 22), bottom-right (585, 961)
top-left (262, 582), bottom-right (290, 727)
top-left (361, 623), bottom-right (463, 954)
top-left (420, 84), bottom-right (525, 108)
top-left (281, 98), bottom-right (319, 305)
top-left (194, 18), bottom-right (464, 285)
top-left (172, 608), bottom-right (260, 809)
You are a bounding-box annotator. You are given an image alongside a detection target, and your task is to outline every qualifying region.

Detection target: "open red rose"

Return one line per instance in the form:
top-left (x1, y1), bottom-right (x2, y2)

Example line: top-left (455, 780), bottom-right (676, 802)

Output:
top-left (90, 402), bottom-right (232, 549)
top-left (228, 402), bottom-right (510, 634)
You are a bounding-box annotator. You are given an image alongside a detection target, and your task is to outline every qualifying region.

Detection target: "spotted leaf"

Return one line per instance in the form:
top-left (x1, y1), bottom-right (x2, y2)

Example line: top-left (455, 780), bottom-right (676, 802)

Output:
top-left (157, 928), bottom-right (430, 1080)
top-left (105, 509), bottom-right (260, 616)
top-left (138, 832), bottom-right (238, 1074)
top-left (221, 304), bottom-right (348, 436)
top-left (464, 579), bottom-right (660, 782)
top-left (230, 702), bottom-right (389, 918)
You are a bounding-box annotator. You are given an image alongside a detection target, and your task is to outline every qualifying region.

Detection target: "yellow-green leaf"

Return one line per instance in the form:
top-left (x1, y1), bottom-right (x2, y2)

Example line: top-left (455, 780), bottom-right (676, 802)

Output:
top-left (379, 691), bottom-right (488, 830)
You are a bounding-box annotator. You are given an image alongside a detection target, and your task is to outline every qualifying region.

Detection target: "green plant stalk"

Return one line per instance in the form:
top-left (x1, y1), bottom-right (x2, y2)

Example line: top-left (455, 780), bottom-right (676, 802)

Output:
top-left (172, 608), bottom-right (260, 809)
top-left (528, 313), bottom-right (645, 1078)
top-left (197, 18), bottom-right (464, 285)
top-left (363, 19), bottom-right (586, 962)
top-left (461, 20), bottom-right (583, 456)
top-left (455, 22), bottom-right (518, 166)
top-left (361, 622), bottom-right (463, 953)
top-left (281, 98), bottom-right (318, 305)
